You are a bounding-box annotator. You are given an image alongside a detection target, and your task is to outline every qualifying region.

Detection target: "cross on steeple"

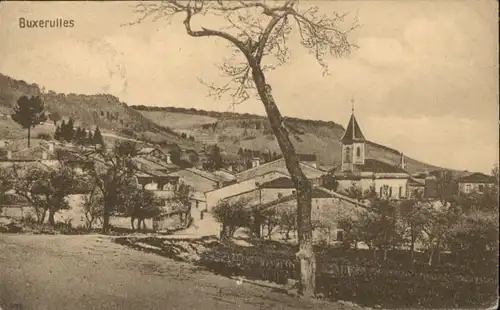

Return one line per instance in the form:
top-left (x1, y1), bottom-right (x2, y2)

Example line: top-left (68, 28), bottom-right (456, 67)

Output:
top-left (351, 98), bottom-right (355, 113)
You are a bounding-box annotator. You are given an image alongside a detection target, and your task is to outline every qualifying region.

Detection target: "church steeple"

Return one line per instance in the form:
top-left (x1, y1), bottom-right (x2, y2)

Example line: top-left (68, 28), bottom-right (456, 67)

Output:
top-left (340, 102), bottom-right (366, 172)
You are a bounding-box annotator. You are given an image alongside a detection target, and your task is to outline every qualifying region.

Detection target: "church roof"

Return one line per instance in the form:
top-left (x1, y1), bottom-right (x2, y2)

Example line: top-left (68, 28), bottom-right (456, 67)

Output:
top-left (341, 113), bottom-right (366, 144)
top-left (359, 159), bottom-right (408, 174)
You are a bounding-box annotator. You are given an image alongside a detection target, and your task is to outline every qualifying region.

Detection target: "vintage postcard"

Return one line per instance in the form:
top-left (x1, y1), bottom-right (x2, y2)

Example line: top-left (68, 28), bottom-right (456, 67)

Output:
top-left (0, 1), bottom-right (498, 309)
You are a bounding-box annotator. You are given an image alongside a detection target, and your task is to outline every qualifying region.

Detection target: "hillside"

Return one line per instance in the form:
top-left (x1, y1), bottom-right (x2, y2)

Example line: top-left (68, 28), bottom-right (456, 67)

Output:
top-left (132, 106), bottom-right (446, 174)
top-left (0, 73), bottom-right (202, 151)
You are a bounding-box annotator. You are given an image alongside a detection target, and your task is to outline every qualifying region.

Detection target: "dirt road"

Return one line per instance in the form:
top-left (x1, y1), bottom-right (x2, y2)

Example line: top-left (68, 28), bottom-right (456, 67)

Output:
top-left (0, 234), bottom-right (359, 310)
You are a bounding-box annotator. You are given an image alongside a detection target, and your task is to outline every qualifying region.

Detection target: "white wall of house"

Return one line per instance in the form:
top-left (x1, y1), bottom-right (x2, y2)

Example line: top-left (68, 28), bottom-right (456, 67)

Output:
top-left (205, 171), bottom-right (286, 210)
top-left (337, 177), bottom-right (409, 199)
top-left (458, 182), bottom-right (495, 194)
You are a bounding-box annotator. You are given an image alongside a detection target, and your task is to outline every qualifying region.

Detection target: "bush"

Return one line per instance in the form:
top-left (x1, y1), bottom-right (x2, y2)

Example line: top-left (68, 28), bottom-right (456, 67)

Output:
top-left (199, 244), bottom-right (297, 284)
top-left (37, 133), bottom-right (52, 140)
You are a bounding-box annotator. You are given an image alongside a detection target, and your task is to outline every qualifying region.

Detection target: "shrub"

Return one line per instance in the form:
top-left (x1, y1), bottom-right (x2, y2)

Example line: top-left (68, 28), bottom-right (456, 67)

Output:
top-left (37, 133), bottom-right (52, 140)
top-left (199, 244), bottom-right (297, 284)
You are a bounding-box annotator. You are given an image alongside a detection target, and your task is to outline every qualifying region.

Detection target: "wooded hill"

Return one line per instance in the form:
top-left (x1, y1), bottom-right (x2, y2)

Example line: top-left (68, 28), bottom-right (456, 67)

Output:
top-left (0, 73), bottom-right (201, 151)
top-left (131, 105), bottom-right (447, 174)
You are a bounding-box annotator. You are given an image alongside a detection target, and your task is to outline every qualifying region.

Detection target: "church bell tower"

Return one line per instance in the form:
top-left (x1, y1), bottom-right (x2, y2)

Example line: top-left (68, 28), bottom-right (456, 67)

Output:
top-left (340, 102), bottom-right (366, 172)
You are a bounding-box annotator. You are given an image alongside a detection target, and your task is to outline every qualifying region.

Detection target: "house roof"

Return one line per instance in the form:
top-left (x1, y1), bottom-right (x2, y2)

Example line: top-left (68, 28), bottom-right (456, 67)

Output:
top-left (297, 154), bottom-right (317, 162)
top-left (137, 147), bottom-right (157, 155)
top-left (341, 113), bottom-right (366, 144)
top-left (167, 168), bottom-right (218, 193)
top-left (458, 172), bottom-right (496, 184)
top-left (184, 167), bottom-right (232, 183)
top-left (259, 176), bottom-right (295, 189)
top-left (235, 158), bottom-right (326, 182)
top-left (408, 178), bottom-right (426, 186)
top-left (254, 186), bottom-right (366, 211)
top-left (134, 157), bottom-right (175, 177)
top-left (211, 169), bottom-right (237, 182)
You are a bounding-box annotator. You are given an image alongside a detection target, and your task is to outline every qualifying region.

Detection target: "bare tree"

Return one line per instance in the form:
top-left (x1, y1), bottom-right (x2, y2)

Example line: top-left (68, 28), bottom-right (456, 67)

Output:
top-left (128, 0), bottom-right (356, 296)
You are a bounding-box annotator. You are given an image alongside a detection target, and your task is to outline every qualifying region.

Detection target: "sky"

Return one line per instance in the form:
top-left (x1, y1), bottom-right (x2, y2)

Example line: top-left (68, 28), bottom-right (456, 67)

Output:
top-left (0, 0), bottom-right (498, 173)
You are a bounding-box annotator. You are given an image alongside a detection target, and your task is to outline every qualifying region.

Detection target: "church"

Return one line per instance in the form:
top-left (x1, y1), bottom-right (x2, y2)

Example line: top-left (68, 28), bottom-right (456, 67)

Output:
top-left (334, 109), bottom-right (411, 200)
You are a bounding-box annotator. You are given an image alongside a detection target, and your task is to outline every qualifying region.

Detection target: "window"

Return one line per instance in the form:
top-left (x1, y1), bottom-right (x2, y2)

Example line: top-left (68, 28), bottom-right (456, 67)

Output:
top-left (398, 186), bottom-right (402, 198)
top-left (478, 184), bottom-right (484, 192)
top-left (379, 186), bottom-right (383, 197)
top-left (389, 187), bottom-right (393, 197)
top-left (344, 146), bottom-right (352, 163)
top-left (336, 230), bottom-right (344, 242)
top-left (356, 146), bottom-right (361, 157)
top-left (465, 184), bottom-right (471, 193)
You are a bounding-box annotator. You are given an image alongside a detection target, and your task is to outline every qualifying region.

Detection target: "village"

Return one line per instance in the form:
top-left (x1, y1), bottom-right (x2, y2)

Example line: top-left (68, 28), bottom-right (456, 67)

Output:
top-left (0, 93), bottom-right (498, 310)
top-left (1, 102), bottom-right (499, 310)
top-left (0, 1), bottom-right (498, 309)
top-left (0, 97), bottom-right (497, 249)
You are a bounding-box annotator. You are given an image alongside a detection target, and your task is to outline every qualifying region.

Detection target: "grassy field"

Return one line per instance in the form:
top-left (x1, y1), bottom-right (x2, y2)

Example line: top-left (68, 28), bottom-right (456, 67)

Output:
top-left (139, 111), bottom-right (217, 130)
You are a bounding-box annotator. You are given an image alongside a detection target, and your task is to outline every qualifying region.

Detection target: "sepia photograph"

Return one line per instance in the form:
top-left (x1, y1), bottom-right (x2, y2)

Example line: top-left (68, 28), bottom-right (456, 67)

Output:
top-left (0, 0), bottom-right (498, 309)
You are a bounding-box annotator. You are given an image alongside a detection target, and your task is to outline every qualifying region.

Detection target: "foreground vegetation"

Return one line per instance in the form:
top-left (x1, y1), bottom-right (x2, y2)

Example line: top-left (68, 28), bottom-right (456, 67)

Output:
top-left (115, 235), bottom-right (497, 309)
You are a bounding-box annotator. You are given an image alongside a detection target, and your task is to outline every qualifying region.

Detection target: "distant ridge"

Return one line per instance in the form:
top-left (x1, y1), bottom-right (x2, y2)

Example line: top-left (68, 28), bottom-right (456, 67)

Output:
top-left (131, 105), bottom-right (452, 174)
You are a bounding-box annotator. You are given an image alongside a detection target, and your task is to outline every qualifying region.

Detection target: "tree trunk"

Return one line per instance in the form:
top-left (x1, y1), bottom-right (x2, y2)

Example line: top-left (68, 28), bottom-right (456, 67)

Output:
top-left (220, 224), bottom-right (231, 243)
top-left (102, 201), bottom-right (111, 234)
top-left (428, 248), bottom-right (435, 266)
top-left (48, 209), bottom-right (56, 226)
top-left (130, 217), bottom-right (135, 230)
top-left (251, 66), bottom-right (316, 297)
top-left (252, 217), bottom-right (261, 238)
top-left (27, 126), bottom-right (31, 148)
top-left (39, 208), bottom-right (47, 224)
top-left (410, 226), bottom-right (415, 263)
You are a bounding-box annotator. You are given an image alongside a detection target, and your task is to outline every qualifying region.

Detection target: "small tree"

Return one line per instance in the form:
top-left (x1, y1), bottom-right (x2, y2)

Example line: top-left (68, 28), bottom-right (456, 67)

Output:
top-left (120, 185), bottom-right (161, 231)
top-left (421, 204), bottom-right (459, 266)
top-left (171, 181), bottom-right (193, 226)
top-left (81, 185), bottom-right (104, 231)
top-left (12, 163), bottom-right (76, 225)
top-left (398, 198), bottom-right (432, 262)
top-left (204, 144), bottom-right (223, 171)
top-left (49, 111), bottom-right (61, 126)
top-left (277, 205), bottom-right (298, 242)
top-left (85, 140), bottom-right (138, 233)
top-left (262, 207), bottom-right (281, 239)
top-left (0, 167), bottom-right (15, 212)
top-left (93, 127), bottom-right (105, 146)
top-left (11, 95), bottom-right (47, 148)
top-left (12, 165), bottom-right (51, 223)
top-left (212, 198), bottom-right (251, 243)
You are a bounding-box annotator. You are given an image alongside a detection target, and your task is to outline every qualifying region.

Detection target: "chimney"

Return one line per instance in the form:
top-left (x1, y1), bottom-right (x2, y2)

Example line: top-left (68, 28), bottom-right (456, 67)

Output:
top-left (48, 142), bottom-right (54, 152)
top-left (7, 150), bottom-right (12, 160)
top-left (42, 151), bottom-right (48, 160)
